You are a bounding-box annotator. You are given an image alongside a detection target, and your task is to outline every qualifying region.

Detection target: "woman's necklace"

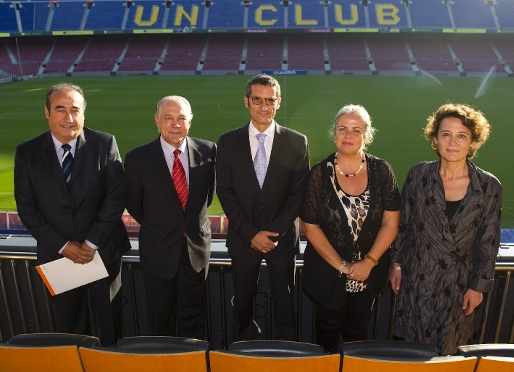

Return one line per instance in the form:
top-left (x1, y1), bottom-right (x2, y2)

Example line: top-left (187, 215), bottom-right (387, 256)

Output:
top-left (334, 154), bottom-right (365, 177)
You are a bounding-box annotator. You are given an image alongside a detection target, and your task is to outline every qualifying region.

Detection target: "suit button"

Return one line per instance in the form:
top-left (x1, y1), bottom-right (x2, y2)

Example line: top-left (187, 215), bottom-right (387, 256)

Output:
top-left (259, 202), bottom-right (264, 206)
top-left (183, 212), bottom-right (186, 217)
top-left (73, 211), bottom-right (78, 216)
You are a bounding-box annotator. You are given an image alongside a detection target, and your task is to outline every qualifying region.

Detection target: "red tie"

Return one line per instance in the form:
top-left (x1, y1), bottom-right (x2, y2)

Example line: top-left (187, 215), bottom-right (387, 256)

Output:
top-left (172, 149), bottom-right (188, 211)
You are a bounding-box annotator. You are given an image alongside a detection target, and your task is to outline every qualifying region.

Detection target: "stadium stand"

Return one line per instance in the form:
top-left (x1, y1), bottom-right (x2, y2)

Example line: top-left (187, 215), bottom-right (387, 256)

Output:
top-left (3, 32), bottom-right (514, 76)
top-left (0, 3), bottom-right (19, 32)
top-left (2, 0), bottom-right (514, 33)
top-left (448, 34), bottom-right (504, 73)
top-left (451, 0), bottom-right (497, 30)
top-left (326, 2), bottom-right (368, 29)
top-left (21, 2), bottom-right (51, 32)
top-left (118, 34), bottom-right (168, 72)
top-left (407, 34), bottom-right (458, 73)
top-left (287, 34), bottom-right (325, 71)
top-left (326, 34), bottom-right (370, 72)
top-left (245, 34), bottom-right (283, 71)
top-left (84, 1), bottom-right (125, 30)
top-left (160, 34), bottom-right (205, 71)
top-left (492, 34), bottom-right (514, 67)
top-left (49, 2), bottom-right (85, 31)
top-left (3, 37), bottom-right (53, 76)
top-left (367, 1), bottom-right (409, 29)
top-left (408, 0), bottom-right (452, 29)
top-left (366, 34), bottom-right (411, 72)
top-left (44, 36), bottom-right (88, 74)
top-left (495, 0), bottom-right (514, 31)
top-left (207, 0), bottom-right (245, 29)
top-left (202, 34), bottom-right (245, 71)
top-left (73, 34), bottom-right (127, 72)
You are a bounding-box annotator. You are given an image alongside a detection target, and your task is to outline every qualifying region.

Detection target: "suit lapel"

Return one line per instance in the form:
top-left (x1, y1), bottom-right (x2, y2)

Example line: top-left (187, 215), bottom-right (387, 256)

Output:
top-left (69, 130), bottom-right (87, 188)
top-left (187, 138), bottom-right (200, 208)
top-left (150, 137), bottom-right (182, 207)
top-left (40, 132), bottom-right (68, 190)
top-left (149, 137), bottom-right (174, 184)
top-left (239, 124), bottom-right (262, 191)
top-left (261, 123), bottom-right (285, 191)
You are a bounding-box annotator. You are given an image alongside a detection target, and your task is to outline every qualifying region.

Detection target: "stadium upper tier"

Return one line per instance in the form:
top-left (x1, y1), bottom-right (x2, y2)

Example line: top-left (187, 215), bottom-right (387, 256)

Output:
top-left (1, 0), bottom-right (514, 33)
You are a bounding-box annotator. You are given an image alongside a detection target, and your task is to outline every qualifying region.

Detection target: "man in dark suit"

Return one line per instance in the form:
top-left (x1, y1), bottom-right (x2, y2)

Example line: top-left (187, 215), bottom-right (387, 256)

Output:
top-left (14, 83), bottom-right (130, 345)
top-left (216, 74), bottom-right (310, 341)
top-left (125, 96), bottom-right (216, 339)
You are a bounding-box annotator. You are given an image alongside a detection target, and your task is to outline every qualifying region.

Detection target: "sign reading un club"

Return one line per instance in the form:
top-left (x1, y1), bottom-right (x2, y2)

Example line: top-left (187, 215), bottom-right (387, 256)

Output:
top-left (127, 1), bottom-right (408, 30)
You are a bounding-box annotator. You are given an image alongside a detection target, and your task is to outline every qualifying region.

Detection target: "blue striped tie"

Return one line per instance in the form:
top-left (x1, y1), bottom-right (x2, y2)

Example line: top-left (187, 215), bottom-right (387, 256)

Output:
top-left (61, 144), bottom-right (73, 184)
top-left (254, 133), bottom-right (267, 189)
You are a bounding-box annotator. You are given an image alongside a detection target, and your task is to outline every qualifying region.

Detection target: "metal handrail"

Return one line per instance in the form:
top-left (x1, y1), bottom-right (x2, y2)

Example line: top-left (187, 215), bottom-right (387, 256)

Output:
top-left (0, 250), bottom-right (513, 348)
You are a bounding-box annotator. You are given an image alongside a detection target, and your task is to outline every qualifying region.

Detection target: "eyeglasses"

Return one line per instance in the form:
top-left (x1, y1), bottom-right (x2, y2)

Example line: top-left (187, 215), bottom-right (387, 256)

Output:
top-left (248, 96), bottom-right (278, 106)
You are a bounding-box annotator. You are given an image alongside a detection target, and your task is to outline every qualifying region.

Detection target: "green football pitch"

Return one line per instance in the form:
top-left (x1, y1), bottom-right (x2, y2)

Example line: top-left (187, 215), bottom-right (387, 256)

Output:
top-left (1, 75), bottom-right (512, 227)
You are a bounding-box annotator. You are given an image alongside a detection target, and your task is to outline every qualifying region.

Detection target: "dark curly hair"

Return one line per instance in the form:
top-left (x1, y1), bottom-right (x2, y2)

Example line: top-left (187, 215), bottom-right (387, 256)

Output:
top-left (424, 103), bottom-right (491, 159)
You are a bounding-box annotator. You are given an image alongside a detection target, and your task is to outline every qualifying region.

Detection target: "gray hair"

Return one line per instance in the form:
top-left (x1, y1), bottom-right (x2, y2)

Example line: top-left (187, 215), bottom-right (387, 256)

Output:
top-left (156, 95), bottom-right (193, 119)
top-left (330, 104), bottom-right (376, 149)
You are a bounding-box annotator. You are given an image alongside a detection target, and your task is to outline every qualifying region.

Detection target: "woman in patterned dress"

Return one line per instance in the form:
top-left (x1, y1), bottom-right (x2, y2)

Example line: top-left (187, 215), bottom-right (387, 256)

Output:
top-left (390, 103), bottom-right (502, 355)
top-left (300, 104), bottom-right (401, 353)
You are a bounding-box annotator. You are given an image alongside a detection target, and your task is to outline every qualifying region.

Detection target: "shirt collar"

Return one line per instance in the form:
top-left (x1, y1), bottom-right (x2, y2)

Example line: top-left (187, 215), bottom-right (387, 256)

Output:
top-left (51, 134), bottom-right (78, 152)
top-left (160, 136), bottom-right (188, 158)
top-left (249, 120), bottom-right (276, 139)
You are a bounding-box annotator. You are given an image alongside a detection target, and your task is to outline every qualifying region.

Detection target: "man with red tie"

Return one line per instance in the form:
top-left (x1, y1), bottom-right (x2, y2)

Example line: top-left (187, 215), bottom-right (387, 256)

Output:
top-left (125, 96), bottom-right (216, 338)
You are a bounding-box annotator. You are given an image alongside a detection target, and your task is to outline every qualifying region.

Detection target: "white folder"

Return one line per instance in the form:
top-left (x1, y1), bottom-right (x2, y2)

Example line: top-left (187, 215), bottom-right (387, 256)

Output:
top-left (36, 251), bottom-right (108, 296)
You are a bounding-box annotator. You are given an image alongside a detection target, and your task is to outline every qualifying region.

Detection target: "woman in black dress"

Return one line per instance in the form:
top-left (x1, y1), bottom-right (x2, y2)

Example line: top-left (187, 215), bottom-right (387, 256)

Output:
top-left (390, 103), bottom-right (502, 354)
top-left (301, 104), bottom-right (400, 353)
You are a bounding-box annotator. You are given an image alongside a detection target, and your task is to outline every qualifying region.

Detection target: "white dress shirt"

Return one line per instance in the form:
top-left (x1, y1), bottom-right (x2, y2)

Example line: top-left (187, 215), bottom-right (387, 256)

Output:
top-left (248, 120), bottom-right (275, 167)
top-left (160, 135), bottom-right (190, 186)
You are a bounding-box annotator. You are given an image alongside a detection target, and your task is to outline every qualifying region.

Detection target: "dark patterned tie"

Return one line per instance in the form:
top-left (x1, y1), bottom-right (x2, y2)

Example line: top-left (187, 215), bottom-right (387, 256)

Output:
top-left (172, 149), bottom-right (188, 210)
top-left (61, 144), bottom-right (73, 184)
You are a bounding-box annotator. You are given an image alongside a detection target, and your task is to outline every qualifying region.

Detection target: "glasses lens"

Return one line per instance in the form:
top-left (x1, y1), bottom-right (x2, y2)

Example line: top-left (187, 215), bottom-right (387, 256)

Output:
top-left (251, 96), bottom-right (263, 105)
top-left (264, 98), bottom-right (276, 105)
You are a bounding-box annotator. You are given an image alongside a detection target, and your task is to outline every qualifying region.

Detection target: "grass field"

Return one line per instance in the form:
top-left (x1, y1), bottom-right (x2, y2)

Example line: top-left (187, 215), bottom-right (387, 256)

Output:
top-left (1, 75), bottom-right (513, 226)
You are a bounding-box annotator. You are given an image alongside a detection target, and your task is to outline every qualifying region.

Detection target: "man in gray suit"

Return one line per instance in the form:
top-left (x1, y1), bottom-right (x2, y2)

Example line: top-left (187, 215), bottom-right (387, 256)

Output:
top-left (216, 74), bottom-right (310, 341)
top-left (14, 83), bottom-right (130, 345)
top-left (125, 96), bottom-right (216, 338)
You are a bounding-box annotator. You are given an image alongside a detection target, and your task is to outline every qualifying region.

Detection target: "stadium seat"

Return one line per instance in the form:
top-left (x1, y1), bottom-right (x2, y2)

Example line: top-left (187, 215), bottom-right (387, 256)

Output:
top-left (117, 336), bottom-right (209, 353)
top-left (0, 345), bottom-right (84, 372)
top-left (341, 355), bottom-right (477, 372)
top-left (79, 347), bottom-right (209, 372)
top-left (341, 340), bottom-right (438, 359)
top-left (8, 332), bottom-right (100, 348)
top-left (209, 350), bottom-right (341, 372)
top-left (474, 356), bottom-right (514, 372)
top-left (457, 344), bottom-right (514, 358)
top-left (228, 340), bottom-right (324, 356)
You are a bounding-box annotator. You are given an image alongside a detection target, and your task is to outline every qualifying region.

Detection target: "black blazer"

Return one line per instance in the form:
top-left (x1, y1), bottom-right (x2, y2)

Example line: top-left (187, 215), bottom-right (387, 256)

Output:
top-left (14, 128), bottom-right (130, 265)
top-left (216, 123), bottom-right (309, 260)
top-left (124, 137), bottom-right (216, 280)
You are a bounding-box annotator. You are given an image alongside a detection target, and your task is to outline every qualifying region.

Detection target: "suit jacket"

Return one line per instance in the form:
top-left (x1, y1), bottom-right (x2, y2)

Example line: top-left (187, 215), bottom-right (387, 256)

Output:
top-left (124, 137), bottom-right (216, 280)
top-left (216, 123), bottom-right (309, 260)
top-left (14, 128), bottom-right (130, 266)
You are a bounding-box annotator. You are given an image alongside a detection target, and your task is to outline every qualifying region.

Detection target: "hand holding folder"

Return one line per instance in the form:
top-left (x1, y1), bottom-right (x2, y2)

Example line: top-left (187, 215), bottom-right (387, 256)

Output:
top-left (36, 251), bottom-right (109, 296)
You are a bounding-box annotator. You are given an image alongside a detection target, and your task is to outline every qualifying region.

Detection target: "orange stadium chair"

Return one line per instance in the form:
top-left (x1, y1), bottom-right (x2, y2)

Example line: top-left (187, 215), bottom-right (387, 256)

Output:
top-left (0, 345), bottom-right (84, 372)
top-left (79, 347), bottom-right (209, 372)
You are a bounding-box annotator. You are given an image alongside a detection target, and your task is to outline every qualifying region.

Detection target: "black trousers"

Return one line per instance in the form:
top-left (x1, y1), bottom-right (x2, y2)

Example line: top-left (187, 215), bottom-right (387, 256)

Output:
top-left (231, 255), bottom-right (296, 342)
top-left (143, 238), bottom-right (206, 339)
top-left (315, 290), bottom-right (375, 353)
top-left (53, 258), bottom-right (122, 346)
